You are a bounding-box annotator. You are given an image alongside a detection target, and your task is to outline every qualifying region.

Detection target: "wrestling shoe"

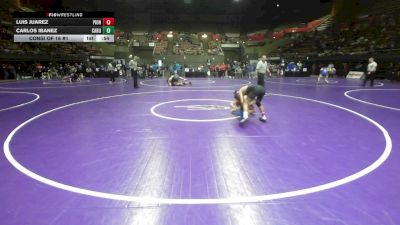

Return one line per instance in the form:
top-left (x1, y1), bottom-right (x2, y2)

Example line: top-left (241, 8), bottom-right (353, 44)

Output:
top-left (240, 118), bottom-right (248, 124)
top-left (240, 117), bottom-right (248, 124)
top-left (259, 115), bottom-right (267, 122)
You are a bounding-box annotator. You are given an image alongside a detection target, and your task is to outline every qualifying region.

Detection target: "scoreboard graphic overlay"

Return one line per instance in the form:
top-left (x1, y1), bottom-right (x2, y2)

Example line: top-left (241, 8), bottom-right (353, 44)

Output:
top-left (13, 12), bottom-right (115, 42)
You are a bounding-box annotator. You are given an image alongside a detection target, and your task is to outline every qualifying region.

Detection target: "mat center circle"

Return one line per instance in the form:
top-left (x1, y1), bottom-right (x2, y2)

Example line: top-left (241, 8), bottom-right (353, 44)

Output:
top-left (151, 99), bottom-right (238, 122)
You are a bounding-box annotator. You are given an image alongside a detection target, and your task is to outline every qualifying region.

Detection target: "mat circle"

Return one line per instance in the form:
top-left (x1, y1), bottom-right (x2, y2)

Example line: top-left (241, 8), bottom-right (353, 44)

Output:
top-left (3, 90), bottom-right (392, 205)
top-left (0, 91), bottom-right (40, 112)
top-left (344, 89), bottom-right (400, 111)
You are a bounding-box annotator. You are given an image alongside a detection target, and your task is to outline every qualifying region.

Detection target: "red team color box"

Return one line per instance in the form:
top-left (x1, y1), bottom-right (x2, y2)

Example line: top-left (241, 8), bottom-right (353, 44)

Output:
top-left (103, 17), bottom-right (114, 26)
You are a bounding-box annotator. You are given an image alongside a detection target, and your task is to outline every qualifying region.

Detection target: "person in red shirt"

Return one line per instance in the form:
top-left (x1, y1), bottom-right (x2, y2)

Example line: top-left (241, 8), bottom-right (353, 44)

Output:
top-left (35, 63), bottom-right (43, 79)
top-left (343, 63), bottom-right (349, 77)
top-left (219, 63), bottom-right (227, 77)
top-left (209, 64), bottom-right (215, 77)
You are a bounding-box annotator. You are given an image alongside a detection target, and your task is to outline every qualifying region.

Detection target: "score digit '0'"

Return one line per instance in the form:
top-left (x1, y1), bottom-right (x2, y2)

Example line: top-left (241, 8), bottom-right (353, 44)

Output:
top-left (102, 18), bottom-right (114, 26)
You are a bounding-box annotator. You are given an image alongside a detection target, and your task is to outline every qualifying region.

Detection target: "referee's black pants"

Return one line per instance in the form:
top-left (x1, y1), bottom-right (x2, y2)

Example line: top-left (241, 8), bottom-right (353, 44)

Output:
top-left (109, 72), bottom-right (116, 82)
top-left (363, 72), bottom-right (375, 87)
top-left (257, 73), bottom-right (265, 87)
top-left (131, 69), bottom-right (138, 88)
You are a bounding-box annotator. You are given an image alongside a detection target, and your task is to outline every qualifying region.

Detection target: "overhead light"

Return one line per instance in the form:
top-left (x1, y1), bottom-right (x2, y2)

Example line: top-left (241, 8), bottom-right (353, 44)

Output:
top-left (277, 3), bottom-right (280, 7)
top-left (167, 33), bottom-right (173, 38)
top-left (202, 34), bottom-right (208, 38)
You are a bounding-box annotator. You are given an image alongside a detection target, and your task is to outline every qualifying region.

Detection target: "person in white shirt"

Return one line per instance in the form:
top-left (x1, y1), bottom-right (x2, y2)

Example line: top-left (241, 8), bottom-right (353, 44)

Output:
top-left (129, 55), bottom-right (139, 88)
top-left (327, 63), bottom-right (336, 78)
top-left (107, 62), bottom-right (116, 83)
top-left (278, 59), bottom-right (286, 76)
top-left (256, 55), bottom-right (270, 87)
top-left (363, 57), bottom-right (378, 87)
top-left (116, 61), bottom-right (122, 76)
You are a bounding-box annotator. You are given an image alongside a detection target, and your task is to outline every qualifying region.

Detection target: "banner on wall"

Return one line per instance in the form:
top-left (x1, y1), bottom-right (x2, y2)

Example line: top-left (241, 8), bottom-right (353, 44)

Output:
top-left (346, 71), bottom-right (364, 79)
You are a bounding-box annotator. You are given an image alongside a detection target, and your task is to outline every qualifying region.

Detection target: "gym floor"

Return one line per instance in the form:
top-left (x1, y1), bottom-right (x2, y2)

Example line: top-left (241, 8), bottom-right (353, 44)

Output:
top-left (1, 77), bottom-right (399, 225)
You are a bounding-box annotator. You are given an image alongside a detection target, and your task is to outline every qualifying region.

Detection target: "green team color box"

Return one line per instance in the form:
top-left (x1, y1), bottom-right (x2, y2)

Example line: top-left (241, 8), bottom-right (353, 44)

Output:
top-left (103, 26), bottom-right (114, 34)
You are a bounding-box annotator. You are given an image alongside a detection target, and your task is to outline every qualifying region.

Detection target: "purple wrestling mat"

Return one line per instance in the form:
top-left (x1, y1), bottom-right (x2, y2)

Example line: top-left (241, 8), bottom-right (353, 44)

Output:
top-left (1, 77), bottom-right (400, 225)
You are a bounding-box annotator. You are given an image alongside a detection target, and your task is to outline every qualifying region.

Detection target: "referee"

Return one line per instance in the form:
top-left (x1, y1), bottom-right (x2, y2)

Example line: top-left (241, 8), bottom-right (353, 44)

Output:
top-left (256, 55), bottom-right (270, 87)
top-left (129, 55), bottom-right (139, 88)
top-left (363, 57), bottom-right (378, 87)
